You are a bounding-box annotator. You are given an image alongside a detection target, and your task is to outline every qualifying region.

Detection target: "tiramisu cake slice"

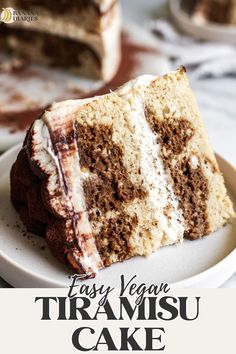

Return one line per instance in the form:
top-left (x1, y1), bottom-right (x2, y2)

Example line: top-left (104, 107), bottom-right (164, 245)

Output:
top-left (11, 68), bottom-right (235, 278)
top-left (192, 0), bottom-right (236, 25)
top-left (0, 0), bottom-right (121, 81)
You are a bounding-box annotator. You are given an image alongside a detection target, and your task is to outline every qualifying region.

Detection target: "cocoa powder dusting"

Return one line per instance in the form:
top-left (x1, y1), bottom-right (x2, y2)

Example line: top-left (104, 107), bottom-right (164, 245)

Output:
top-left (0, 32), bottom-right (155, 132)
top-left (0, 108), bottom-right (45, 133)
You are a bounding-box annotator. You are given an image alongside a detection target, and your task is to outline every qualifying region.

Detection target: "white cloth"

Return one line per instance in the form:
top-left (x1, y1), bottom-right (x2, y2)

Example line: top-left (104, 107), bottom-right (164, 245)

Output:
top-left (148, 19), bottom-right (236, 80)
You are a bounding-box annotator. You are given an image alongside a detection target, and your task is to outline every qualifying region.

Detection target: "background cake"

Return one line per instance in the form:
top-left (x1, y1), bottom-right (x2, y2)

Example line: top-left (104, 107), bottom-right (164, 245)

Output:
top-left (11, 68), bottom-right (235, 278)
top-left (0, 0), bottom-right (121, 81)
top-left (192, 0), bottom-right (236, 25)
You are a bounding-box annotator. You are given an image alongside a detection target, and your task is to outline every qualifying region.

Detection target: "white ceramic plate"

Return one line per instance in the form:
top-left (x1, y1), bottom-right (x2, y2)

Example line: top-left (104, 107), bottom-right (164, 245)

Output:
top-left (0, 144), bottom-right (235, 288)
top-left (169, 0), bottom-right (236, 43)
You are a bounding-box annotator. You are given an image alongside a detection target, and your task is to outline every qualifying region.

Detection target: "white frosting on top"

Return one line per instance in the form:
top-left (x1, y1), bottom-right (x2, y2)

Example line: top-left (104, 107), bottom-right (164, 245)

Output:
top-left (94, 0), bottom-right (116, 13)
top-left (118, 74), bottom-right (156, 94)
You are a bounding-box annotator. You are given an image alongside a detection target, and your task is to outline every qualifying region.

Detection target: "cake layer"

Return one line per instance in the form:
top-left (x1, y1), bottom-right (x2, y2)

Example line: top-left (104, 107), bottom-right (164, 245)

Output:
top-left (11, 69), bottom-right (235, 277)
top-left (1, 26), bottom-right (102, 79)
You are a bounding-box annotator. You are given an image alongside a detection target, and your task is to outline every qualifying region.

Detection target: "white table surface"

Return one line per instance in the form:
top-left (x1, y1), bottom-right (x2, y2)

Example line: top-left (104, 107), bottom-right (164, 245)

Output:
top-left (0, 0), bottom-right (235, 288)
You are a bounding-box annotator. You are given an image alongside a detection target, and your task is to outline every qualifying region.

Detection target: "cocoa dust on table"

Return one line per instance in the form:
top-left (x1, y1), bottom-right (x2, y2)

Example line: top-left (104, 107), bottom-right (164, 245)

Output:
top-left (0, 32), bottom-right (157, 133)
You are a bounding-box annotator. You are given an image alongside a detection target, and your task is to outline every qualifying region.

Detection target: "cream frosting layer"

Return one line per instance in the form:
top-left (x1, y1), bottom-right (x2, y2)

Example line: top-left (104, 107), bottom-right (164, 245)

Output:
top-left (94, 0), bottom-right (117, 13)
top-left (31, 100), bottom-right (103, 276)
top-left (119, 78), bottom-right (185, 247)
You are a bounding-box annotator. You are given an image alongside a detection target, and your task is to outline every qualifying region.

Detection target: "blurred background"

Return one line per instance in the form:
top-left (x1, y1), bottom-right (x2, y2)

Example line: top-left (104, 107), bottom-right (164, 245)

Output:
top-left (0, 0), bottom-right (236, 287)
top-left (0, 0), bottom-right (236, 165)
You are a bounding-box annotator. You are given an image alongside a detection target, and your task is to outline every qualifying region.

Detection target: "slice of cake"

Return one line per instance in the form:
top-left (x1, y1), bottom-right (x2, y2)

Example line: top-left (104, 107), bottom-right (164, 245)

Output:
top-left (192, 0), bottom-right (236, 25)
top-left (0, 0), bottom-right (121, 81)
top-left (11, 68), bottom-right (235, 278)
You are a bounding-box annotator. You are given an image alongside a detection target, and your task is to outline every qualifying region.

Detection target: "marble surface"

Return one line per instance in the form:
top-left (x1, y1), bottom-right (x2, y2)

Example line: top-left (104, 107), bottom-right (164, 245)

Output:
top-left (0, 0), bottom-right (235, 288)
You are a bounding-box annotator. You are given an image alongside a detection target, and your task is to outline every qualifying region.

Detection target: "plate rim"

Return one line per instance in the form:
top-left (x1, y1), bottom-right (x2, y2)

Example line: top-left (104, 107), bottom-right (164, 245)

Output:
top-left (0, 143), bottom-right (235, 288)
top-left (169, 0), bottom-right (236, 43)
